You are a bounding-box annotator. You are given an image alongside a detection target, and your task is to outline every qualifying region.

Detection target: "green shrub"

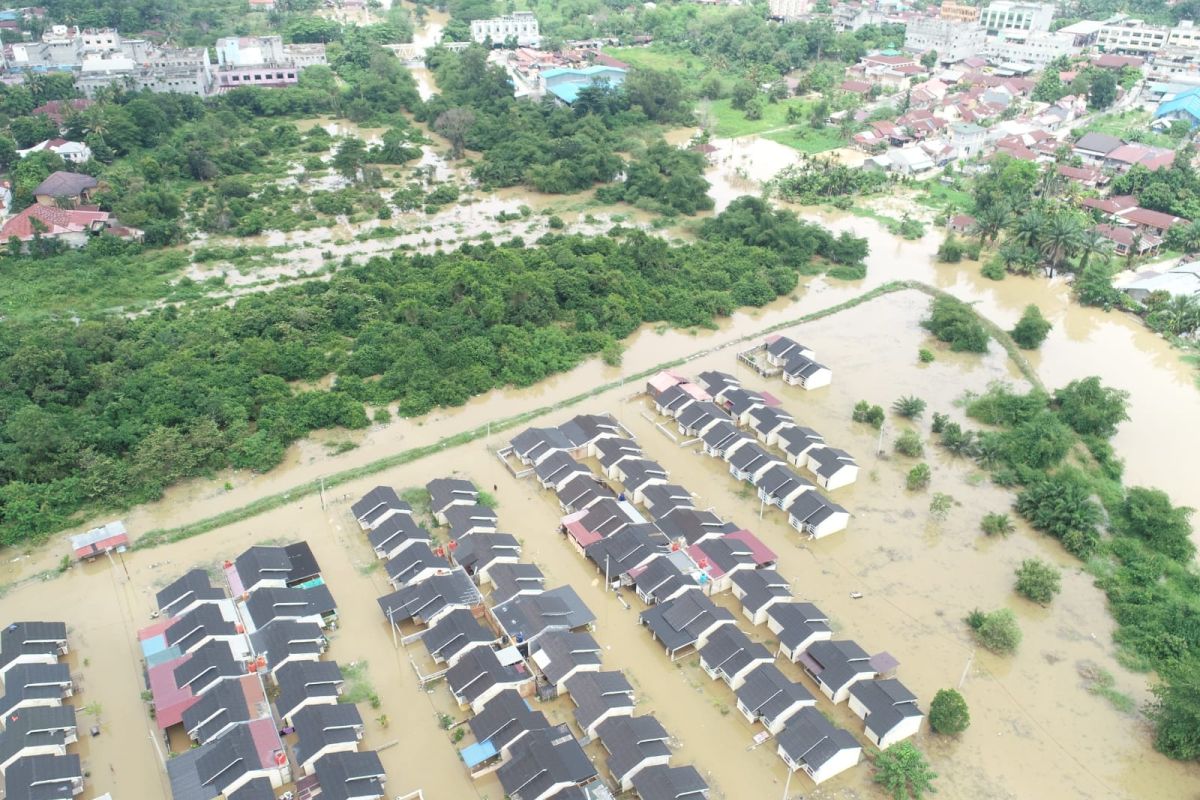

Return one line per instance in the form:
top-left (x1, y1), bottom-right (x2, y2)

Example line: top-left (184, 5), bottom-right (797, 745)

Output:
top-left (980, 512), bottom-right (1014, 536)
top-left (547, 215), bottom-right (565, 229)
top-left (852, 400), bottom-right (885, 428)
top-left (966, 607), bottom-right (1022, 654)
top-left (928, 688), bottom-right (970, 735)
top-left (1053, 377), bottom-right (1129, 438)
top-left (931, 412), bottom-right (949, 433)
top-left (1015, 558), bottom-right (1062, 604)
top-left (937, 234), bottom-right (965, 263)
top-left (922, 296), bottom-right (989, 352)
top-left (918, 348), bottom-right (935, 363)
top-left (1009, 304), bottom-right (1052, 349)
top-left (1015, 472), bottom-right (1103, 558)
top-left (894, 429), bottom-right (924, 458)
top-left (980, 256), bottom-right (1006, 280)
top-left (906, 463), bottom-right (932, 491)
top-left (892, 395), bottom-right (926, 419)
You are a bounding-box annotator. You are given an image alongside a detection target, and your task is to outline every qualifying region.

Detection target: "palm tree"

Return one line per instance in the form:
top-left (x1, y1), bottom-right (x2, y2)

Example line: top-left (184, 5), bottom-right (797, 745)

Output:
top-left (1013, 208), bottom-right (1047, 252)
top-left (998, 240), bottom-right (1037, 275)
top-left (1160, 295), bottom-right (1200, 336)
top-left (1039, 212), bottom-right (1085, 276)
top-left (972, 204), bottom-right (1011, 245)
top-left (1037, 167), bottom-right (1063, 200)
top-left (1074, 227), bottom-right (1113, 275)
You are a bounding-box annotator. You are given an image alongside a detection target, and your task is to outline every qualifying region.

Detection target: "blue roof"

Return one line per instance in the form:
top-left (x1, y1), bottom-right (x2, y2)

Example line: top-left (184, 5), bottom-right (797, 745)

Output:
top-left (1155, 86), bottom-right (1200, 123)
top-left (460, 740), bottom-right (498, 768)
top-left (541, 65), bottom-right (627, 104)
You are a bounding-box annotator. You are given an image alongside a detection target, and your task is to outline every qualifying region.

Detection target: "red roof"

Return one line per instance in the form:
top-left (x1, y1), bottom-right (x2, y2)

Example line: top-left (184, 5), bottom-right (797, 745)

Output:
top-left (1093, 54), bottom-right (1143, 69)
top-left (950, 214), bottom-right (977, 229)
top-left (726, 530), bottom-right (777, 567)
top-left (865, 54), bottom-right (913, 66)
top-left (562, 514), bottom-right (603, 550)
top-left (148, 654), bottom-right (196, 729)
top-left (593, 52), bottom-right (629, 69)
top-left (31, 98), bottom-right (93, 124)
top-left (0, 204), bottom-right (110, 242)
top-left (72, 533), bottom-right (128, 558)
top-left (839, 80), bottom-right (872, 94)
top-left (1057, 165), bottom-right (1102, 184)
top-left (1094, 223), bottom-right (1161, 248)
top-left (1081, 195), bottom-right (1136, 215)
top-left (246, 715), bottom-right (284, 768)
top-left (1121, 207), bottom-right (1186, 230)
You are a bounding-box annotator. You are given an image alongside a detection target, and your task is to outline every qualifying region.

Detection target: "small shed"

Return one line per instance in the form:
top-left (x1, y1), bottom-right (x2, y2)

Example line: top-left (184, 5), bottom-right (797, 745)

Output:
top-left (70, 521), bottom-right (129, 561)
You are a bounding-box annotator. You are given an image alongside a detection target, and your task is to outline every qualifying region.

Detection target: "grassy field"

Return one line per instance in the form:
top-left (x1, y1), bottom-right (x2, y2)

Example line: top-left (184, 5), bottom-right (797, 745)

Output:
top-left (762, 125), bottom-right (847, 154)
top-left (607, 44), bottom-right (731, 94)
top-left (913, 179), bottom-right (974, 213)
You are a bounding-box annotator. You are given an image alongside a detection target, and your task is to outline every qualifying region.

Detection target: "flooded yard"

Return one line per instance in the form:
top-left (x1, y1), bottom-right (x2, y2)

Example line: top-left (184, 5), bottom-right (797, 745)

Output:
top-left (3, 290), bottom-right (1197, 800)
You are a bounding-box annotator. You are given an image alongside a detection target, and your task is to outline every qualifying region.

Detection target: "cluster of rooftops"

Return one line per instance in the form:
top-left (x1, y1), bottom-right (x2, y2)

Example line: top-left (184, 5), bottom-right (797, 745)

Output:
top-left (0, 621), bottom-right (83, 800)
top-left (133, 543), bottom-right (386, 800)
top-left (354, 478), bottom-right (707, 800)
top-left (493, 352), bottom-right (923, 787)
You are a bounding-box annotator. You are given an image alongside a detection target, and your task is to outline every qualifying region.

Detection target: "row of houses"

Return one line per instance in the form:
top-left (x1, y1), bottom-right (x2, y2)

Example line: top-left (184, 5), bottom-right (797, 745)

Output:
top-left (507, 413), bottom-right (923, 787)
top-left (139, 545), bottom-right (388, 800)
top-left (358, 479), bottom-right (710, 800)
top-left (0, 621), bottom-right (86, 800)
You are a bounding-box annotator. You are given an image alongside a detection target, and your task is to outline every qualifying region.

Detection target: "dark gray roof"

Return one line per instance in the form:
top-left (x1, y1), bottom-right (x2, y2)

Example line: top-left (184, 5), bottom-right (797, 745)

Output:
top-left (227, 778), bottom-right (276, 800)
top-left (596, 714), bottom-right (671, 784)
top-left (444, 504), bottom-right (498, 540)
top-left (510, 426), bottom-right (574, 462)
top-left (696, 370), bottom-right (739, 397)
top-left (1074, 131), bottom-right (1123, 154)
top-left (0, 663), bottom-right (71, 717)
top-left (691, 536), bottom-right (756, 575)
top-left (777, 425), bottom-right (824, 456)
top-left (173, 640), bottom-right (240, 694)
top-left (736, 663), bottom-right (814, 725)
top-left (782, 352), bottom-right (828, 380)
top-left (723, 388), bottom-right (766, 416)
top-left (595, 437), bottom-right (643, 468)
top-left (294, 703), bottom-right (364, 766)
top-left (807, 447), bottom-right (856, 479)
top-left (754, 465), bottom-right (813, 501)
top-left (776, 707), bottom-right (859, 770)
top-left (0, 623), bottom-right (67, 669)
top-left (385, 541), bottom-right (451, 586)
top-left (351, 486), bottom-right (408, 526)
top-left (533, 451), bottom-right (590, 486)
top-left (165, 736), bottom-right (219, 800)
top-left (697, 627), bottom-right (772, 681)
top-left (194, 720), bottom-right (269, 794)
top-left (631, 557), bottom-right (697, 604)
top-left (313, 750), bottom-right (386, 800)
top-left (849, 679), bottom-right (922, 738)
top-left (530, 630), bottom-right (602, 686)
top-left (699, 420), bottom-right (748, 453)
top-left (233, 545), bottom-right (288, 589)
top-left (446, 648), bottom-right (530, 706)
top-left (640, 484), bottom-right (694, 516)
top-left (377, 569), bottom-right (481, 624)
top-left (0, 706), bottom-right (76, 772)
top-left (468, 689), bottom-right (550, 755)
top-left (4, 754), bottom-right (82, 800)
top-left (621, 459), bottom-right (669, 491)
top-left (165, 603), bottom-right (237, 652)
top-left (768, 602), bottom-right (832, 653)
top-left (574, 498), bottom-right (639, 538)
top-left (584, 524), bottom-right (664, 577)
top-left (181, 678), bottom-right (251, 744)
top-left (32, 171), bottom-right (96, 198)
top-left (787, 492), bottom-right (847, 528)
top-left (368, 513), bottom-right (430, 556)
top-left (639, 592), bottom-right (734, 654)
top-left (555, 474), bottom-right (615, 513)
top-left (727, 442), bottom-right (778, 474)
top-left (765, 335), bottom-right (808, 360)
top-left (498, 725), bottom-right (595, 800)
top-left (675, 401), bottom-right (726, 431)
top-left (564, 671), bottom-right (634, 732)
top-left (732, 569), bottom-right (792, 614)
top-left (426, 477), bottom-right (478, 514)
top-left (275, 660), bottom-right (344, 721)
top-left (748, 405), bottom-right (794, 436)
top-left (488, 563), bottom-right (546, 606)
top-left (244, 584), bottom-right (336, 630)
top-left (453, 532), bottom-right (520, 576)
top-left (422, 609), bottom-right (496, 663)
top-left (804, 640), bottom-right (873, 694)
top-left (249, 619), bottom-right (325, 671)
top-left (655, 508), bottom-right (737, 546)
top-left (156, 569), bottom-right (226, 616)
top-left (557, 413), bottom-right (620, 447)
top-left (651, 382), bottom-right (691, 410)
top-left (631, 764), bottom-right (709, 800)
top-left (493, 587), bottom-right (596, 644)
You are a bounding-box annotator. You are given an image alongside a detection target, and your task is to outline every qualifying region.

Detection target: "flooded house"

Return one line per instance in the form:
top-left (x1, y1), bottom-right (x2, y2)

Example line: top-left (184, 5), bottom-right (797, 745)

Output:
top-left (0, 663), bottom-right (73, 721)
top-left (529, 631), bottom-right (602, 694)
top-left (583, 525), bottom-right (665, 585)
top-left (696, 627), bottom-right (774, 690)
top-left (562, 498), bottom-right (642, 553)
top-left (766, 603), bottom-right (833, 662)
top-left (180, 677), bottom-right (265, 746)
top-left (446, 647), bottom-right (534, 713)
top-left (165, 602), bottom-right (244, 656)
top-left (638, 484), bottom-right (695, 519)
top-left (427, 478), bottom-right (480, 525)
top-left (68, 520), bottom-right (128, 562)
top-left (444, 504), bottom-right (499, 540)
top-left (491, 586), bottom-right (596, 653)
top-left (686, 537), bottom-right (757, 595)
top-left (754, 464), bottom-right (816, 511)
top-left (847, 679), bottom-right (924, 749)
top-left (675, 401), bottom-right (729, 438)
top-left (241, 584), bottom-right (338, 632)
top-left (170, 640), bottom-right (243, 700)
top-left (805, 447), bottom-right (859, 491)
top-left (250, 619), bottom-right (327, 675)
top-left (777, 426), bottom-right (826, 468)
top-left (368, 514), bottom-right (432, 561)
top-left (747, 406), bottom-right (796, 448)
top-left (775, 707), bottom-right (862, 785)
top-left (639, 591), bottom-right (737, 660)
top-left (534, 452), bottom-right (592, 492)
top-left (735, 663), bottom-right (816, 735)
top-left (488, 563), bottom-right (546, 606)
top-left (464, 689), bottom-right (551, 770)
top-left (0, 624), bottom-right (68, 681)
top-left (0, 705), bottom-right (77, 773)
top-left (421, 609), bottom-right (498, 668)
top-left (349, 486), bottom-right (411, 531)
top-left (699, 421), bottom-right (750, 460)
top-left (621, 460), bottom-right (670, 503)
top-left (563, 671), bottom-right (635, 737)
top-left (596, 714), bottom-right (672, 791)
top-left (156, 570), bottom-right (227, 618)
top-left (785, 492), bottom-right (850, 539)
top-left (798, 640), bottom-right (879, 703)
top-left (595, 438), bottom-right (644, 480)
top-left (555, 474), bottom-right (615, 514)
top-left (727, 443), bottom-right (782, 484)
top-left (731, 569), bottom-right (793, 626)
top-left (629, 556), bottom-right (700, 606)
top-left (696, 370), bottom-right (740, 404)
top-left (780, 354), bottom-right (833, 390)
top-left (656, 508), bottom-right (738, 547)
top-left (312, 750), bottom-right (386, 800)
top-left (719, 387), bottom-right (770, 427)
top-left (3, 753), bottom-right (83, 800)
top-left (228, 542), bottom-right (322, 595)
top-left (452, 532), bottom-right (521, 584)
top-left (496, 725), bottom-right (598, 800)
top-left (509, 415), bottom-right (623, 467)
top-left (645, 370), bottom-right (710, 418)
top-left (630, 764), bottom-right (709, 800)
top-left (292, 704), bottom-right (365, 776)
top-left (165, 717), bottom-right (290, 800)
top-left (274, 661), bottom-right (344, 725)
top-left (377, 568), bottom-right (483, 629)
top-left (383, 542), bottom-right (452, 589)
top-left (764, 336), bottom-right (816, 367)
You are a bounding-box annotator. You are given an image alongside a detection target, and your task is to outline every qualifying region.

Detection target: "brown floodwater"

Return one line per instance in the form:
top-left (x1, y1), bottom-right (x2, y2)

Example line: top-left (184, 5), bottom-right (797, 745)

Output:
top-left (4, 292), bottom-right (1198, 800)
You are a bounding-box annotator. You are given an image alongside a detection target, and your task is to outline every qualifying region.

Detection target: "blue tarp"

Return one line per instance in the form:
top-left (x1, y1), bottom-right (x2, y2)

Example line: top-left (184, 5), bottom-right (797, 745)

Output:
top-left (460, 740), bottom-right (497, 768)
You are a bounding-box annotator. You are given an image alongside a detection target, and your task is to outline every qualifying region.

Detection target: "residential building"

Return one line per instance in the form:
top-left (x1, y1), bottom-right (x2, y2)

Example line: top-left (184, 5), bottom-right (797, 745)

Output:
top-left (939, 0), bottom-right (980, 23)
top-left (1096, 17), bottom-right (1169, 56)
top-left (735, 663), bottom-right (816, 734)
top-left (68, 520), bottom-right (128, 560)
top-left (979, 1), bottom-right (1054, 35)
top-left (1155, 86), bottom-right (1200, 128)
top-left (1057, 18), bottom-right (1105, 47)
top-left (213, 35), bottom-right (327, 90)
top-left (596, 715), bottom-right (672, 790)
top-left (471, 12), bottom-right (541, 47)
top-left (539, 65), bottom-right (627, 104)
top-left (982, 30), bottom-right (1078, 67)
top-left (904, 19), bottom-right (985, 64)
top-left (848, 679), bottom-right (924, 749)
top-left (1122, 262), bottom-right (1200, 301)
top-left (775, 707), bottom-right (862, 784)
top-left (17, 138), bottom-right (91, 164)
top-left (3, 754), bottom-right (84, 800)
top-left (630, 765), bottom-right (709, 800)
top-left (768, 0), bottom-right (813, 21)
top-left (31, 171), bottom-right (96, 207)
top-left (497, 726), bottom-right (596, 800)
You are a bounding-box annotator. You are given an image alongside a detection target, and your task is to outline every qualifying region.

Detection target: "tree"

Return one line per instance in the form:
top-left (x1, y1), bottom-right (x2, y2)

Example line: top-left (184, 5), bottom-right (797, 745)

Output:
top-left (730, 80), bottom-right (756, 110)
top-left (1116, 487), bottom-right (1195, 563)
top-left (1039, 212), bottom-right (1084, 275)
top-left (981, 512), bottom-right (1015, 536)
top-left (1075, 227), bottom-right (1112, 275)
top-left (699, 75), bottom-right (723, 100)
top-left (972, 203), bottom-right (1010, 245)
top-left (920, 49), bottom-right (938, 69)
top-left (332, 137), bottom-right (367, 181)
top-left (1009, 304), bottom-right (1052, 349)
top-left (873, 742), bottom-right (938, 800)
top-left (433, 107), bottom-right (475, 159)
top-left (1015, 558), bottom-right (1062, 604)
top-left (1015, 473), bottom-right (1103, 558)
top-left (937, 235), bottom-right (965, 263)
top-left (966, 608), bottom-right (1022, 654)
top-left (906, 463), bottom-right (932, 491)
top-left (922, 296), bottom-right (989, 353)
top-left (853, 400), bottom-right (885, 428)
top-left (1088, 69), bottom-right (1118, 110)
top-left (892, 395), bottom-right (926, 419)
top-left (624, 68), bottom-right (688, 123)
top-left (1053, 377), bottom-right (1129, 437)
top-left (1147, 656), bottom-right (1200, 760)
top-left (743, 96), bottom-right (764, 121)
top-left (894, 429), bottom-right (924, 458)
top-left (928, 688), bottom-right (970, 735)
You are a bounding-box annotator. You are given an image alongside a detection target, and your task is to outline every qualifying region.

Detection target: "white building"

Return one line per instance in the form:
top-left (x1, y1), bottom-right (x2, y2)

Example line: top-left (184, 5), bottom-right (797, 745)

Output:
top-left (17, 139), bottom-right (92, 164)
top-left (904, 18), bottom-right (985, 64)
top-left (979, 1), bottom-right (1055, 35)
top-left (768, 0), bottom-right (812, 20)
top-left (1097, 17), bottom-right (1169, 55)
top-left (982, 29), bottom-right (1078, 67)
top-left (470, 12), bottom-right (541, 47)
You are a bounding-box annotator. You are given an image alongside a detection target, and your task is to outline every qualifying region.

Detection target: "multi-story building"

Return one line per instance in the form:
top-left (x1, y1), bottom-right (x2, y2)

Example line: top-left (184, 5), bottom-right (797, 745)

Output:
top-left (982, 30), bottom-right (1078, 67)
top-left (979, 1), bottom-right (1055, 35)
top-left (939, 0), bottom-right (980, 23)
top-left (904, 18), bottom-right (985, 64)
top-left (831, 3), bottom-right (888, 32)
top-left (76, 47), bottom-right (214, 96)
top-left (470, 12), bottom-right (541, 47)
top-left (1096, 17), bottom-right (1169, 55)
top-left (213, 35), bottom-right (328, 90)
top-left (769, 0), bottom-right (813, 21)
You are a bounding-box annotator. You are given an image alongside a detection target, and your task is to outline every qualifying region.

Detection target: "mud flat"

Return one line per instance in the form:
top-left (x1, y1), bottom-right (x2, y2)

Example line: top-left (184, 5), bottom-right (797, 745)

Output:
top-left (3, 290), bottom-right (1197, 800)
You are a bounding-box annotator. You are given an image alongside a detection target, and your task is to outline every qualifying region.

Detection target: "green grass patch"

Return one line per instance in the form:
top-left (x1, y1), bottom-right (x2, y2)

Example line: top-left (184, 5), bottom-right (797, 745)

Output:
top-left (340, 661), bottom-right (381, 708)
top-left (1082, 664), bottom-right (1136, 713)
top-left (706, 97), bottom-right (807, 138)
top-left (913, 180), bottom-right (974, 213)
top-left (606, 45), bottom-right (734, 94)
top-left (762, 125), bottom-right (847, 154)
top-left (1074, 109), bottom-right (1153, 141)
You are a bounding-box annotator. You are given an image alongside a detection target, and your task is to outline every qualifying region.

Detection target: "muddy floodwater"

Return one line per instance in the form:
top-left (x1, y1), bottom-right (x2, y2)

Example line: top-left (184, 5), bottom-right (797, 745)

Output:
top-left (3, 290), bottom-right (1198, 800)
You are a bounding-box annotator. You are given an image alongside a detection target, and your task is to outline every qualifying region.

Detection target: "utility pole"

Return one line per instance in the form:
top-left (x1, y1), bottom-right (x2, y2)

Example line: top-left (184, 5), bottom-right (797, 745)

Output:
top-left (782, 766), bottom-right (793, 800)
top-left (876, 420), bottom-right (886, 456)
top-left (605, 554), bottom-right (610, 593)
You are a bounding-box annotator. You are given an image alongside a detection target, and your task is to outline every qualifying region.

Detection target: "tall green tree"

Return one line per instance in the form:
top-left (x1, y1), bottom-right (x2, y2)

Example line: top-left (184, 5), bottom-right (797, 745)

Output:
top-left (874, 742), bottom-right (938, 800)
